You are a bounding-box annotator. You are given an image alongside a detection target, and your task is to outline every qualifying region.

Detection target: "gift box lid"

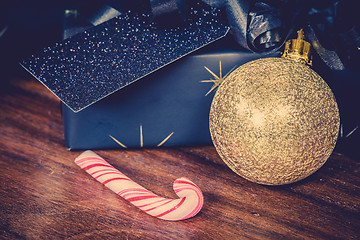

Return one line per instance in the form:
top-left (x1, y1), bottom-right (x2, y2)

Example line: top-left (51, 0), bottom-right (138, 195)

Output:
top-left (20, 4), bottom-right (229, 112)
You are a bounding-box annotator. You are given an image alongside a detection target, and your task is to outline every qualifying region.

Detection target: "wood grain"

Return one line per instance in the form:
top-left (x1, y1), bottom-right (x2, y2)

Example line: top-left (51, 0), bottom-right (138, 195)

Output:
top-left (1, 76), bottom-right (359, 240)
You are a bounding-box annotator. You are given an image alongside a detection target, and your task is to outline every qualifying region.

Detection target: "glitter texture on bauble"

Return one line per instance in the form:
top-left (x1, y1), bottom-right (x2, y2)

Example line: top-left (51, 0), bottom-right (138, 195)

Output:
top-left (209, 57), bottom-right (340, 185)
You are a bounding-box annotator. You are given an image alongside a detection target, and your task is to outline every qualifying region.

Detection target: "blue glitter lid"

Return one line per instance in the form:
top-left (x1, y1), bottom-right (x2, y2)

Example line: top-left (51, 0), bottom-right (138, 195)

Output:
top-left (20, 5), bottom-right (229, 112)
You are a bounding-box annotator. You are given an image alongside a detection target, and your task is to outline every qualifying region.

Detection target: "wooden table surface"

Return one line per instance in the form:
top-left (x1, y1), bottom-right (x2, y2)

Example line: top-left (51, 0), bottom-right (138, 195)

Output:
top-left (1, 74), bottom-right (359, 240)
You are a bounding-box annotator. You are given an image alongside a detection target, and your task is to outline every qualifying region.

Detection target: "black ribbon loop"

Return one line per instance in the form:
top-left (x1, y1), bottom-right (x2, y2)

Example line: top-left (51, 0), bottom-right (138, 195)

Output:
top-left (247, 1), bottom-right (284, 52)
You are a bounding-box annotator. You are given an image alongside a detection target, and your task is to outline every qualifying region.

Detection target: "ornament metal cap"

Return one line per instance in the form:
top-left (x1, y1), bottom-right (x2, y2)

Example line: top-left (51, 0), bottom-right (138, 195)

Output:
top-left (282, 29), bottom-right (312, 66)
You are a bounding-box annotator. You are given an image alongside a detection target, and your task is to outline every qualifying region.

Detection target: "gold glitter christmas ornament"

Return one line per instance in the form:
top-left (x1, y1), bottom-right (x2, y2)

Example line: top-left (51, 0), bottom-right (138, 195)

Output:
top-left (209, 30), bottom-right (340, 185)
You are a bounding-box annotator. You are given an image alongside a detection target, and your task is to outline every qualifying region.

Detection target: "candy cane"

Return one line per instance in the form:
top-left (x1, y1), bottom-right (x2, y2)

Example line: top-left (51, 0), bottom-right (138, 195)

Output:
top-left (75, 150), bottom-right (204, 221)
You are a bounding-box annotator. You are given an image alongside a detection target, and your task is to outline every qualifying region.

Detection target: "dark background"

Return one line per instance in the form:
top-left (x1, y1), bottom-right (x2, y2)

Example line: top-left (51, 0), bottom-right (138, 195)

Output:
top-left (0, 1), bottom-right (90, 79)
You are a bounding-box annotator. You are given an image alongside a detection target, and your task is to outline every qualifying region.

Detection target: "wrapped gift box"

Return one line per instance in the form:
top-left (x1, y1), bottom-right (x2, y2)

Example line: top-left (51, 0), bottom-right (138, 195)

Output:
top-left (60, 7), bottom-right (279, 149)
top-left (21, 3), bottom-right (280, 149)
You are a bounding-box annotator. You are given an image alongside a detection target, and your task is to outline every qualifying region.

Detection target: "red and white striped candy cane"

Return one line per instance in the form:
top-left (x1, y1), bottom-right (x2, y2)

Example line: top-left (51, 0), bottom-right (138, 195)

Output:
top-left (75, 150), bottom-right (204, 221)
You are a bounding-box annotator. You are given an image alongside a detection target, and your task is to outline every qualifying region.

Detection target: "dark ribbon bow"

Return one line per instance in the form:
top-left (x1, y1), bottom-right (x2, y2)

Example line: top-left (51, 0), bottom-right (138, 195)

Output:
top-left (78, 0), bottom-right (359, 70)
top-left (147, 0), bottom-right (359, 70)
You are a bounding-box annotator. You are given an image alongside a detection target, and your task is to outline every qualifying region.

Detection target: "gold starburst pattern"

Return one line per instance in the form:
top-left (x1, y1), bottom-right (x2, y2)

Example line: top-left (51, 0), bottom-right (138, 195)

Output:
top-left (109, 125), bottom-right (174, 148)
top-left (201, 61), bottom-right (237, 96)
